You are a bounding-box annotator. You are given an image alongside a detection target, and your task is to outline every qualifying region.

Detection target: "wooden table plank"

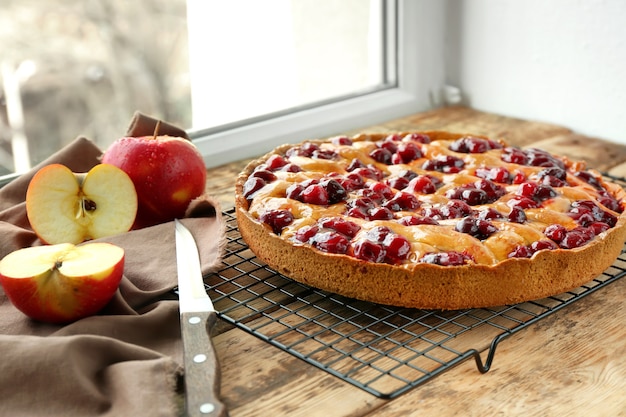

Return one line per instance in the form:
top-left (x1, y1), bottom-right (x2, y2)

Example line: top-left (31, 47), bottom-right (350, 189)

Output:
top-left (204, 106), bottom-right (626, 416)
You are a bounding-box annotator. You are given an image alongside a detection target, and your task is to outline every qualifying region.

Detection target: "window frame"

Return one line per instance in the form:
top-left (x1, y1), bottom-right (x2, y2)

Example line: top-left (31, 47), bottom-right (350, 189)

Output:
top-left (189, 0), bottom-right (446, 168)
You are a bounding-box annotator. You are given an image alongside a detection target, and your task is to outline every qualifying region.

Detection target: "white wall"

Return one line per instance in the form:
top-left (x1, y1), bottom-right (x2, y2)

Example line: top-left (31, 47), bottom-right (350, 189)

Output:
top-left (445, 0), bottom-right (626, 143)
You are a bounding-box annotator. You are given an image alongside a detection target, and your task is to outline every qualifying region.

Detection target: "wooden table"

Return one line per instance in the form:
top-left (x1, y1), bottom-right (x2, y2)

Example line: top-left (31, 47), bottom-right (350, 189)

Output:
top-left (204, 106), bottom-right (626, 416)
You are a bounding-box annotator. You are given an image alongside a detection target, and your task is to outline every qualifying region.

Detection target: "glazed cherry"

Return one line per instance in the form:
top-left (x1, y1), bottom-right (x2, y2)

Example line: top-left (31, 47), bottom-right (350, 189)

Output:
top-left (478, 207), bottom-right (503, 220)
top-left (352, 239), bottom-right (386, 263)
top-left (351, 165), bottom-right (383, 181)
top-left (405, 175), bottom-right (440, 194)
top-left (531, 240), bottom-right (558, 252)
top-left (559, 227), bottom-right (594, 249)
top-left (379, 136), bottom-right (399, 152)
top-left (383, 192), bottom-right (420, 212)
top-left (386, 176), bottom-right (410, 190)
top-left (475, 166), bottom-right (512, 184)
top-left (438, 199), bottom-right (473, 219)
top-left (507, 206), bottom-right (527, 223)
top-left (302, 183), bottom-right (329, 205)
top-left (243, 177), bottom-right (267, 199)
top-left (569, 200), bottom-right (616, 227)
top-left (573, 171), bottom-right (602, 189)
top-left (319, 217), bottom-right (361, 238)
top-left (420, 251), bottom-right (471, 266)
top-left (589, 221), bottom-right (610, 235)
top-left (537, 167), bottom-right (567, 187)
top-left (597, 191), bottom-right (621, 212)
top-left (311, 231), bottom-right (349, 254)
top-left (393, 142), bottom-right (422, 164)
top-left (507, 195), bottom-right (540, 210)
top-left (508, 240), bottom-right (558, 259)
top-left (266, 154), bottom-right (288, 170)
top-left (251, 169), bottom-right (277, 182)
top-left (446, 179), bottom-right (504, 206)
top-left (525, 148), bottom-right (564, 169)
top-left (508, 245), bottom-right (533, 258)
top-left (501, 147), bottom-right (528, 165)
top-left (346, 158), bottom-right (366, 172)
top-left (286, 143), bottom-right (319, 158)
top-left (515, 181), bottom-right (557, 204)
top-left (403, 133), bottom-right (431, 144)
top-left (517, 182), bottom-right (538, 198)
top-left (370, 148), bottom-right (393, 164)
top-left (369, 182), bottom-right (395, 200)
top-left (281, 163), bottom-right (302, 173)
top-left (544, 224), bottom-right (567, 243)
top-left (294, 225), bottom-right (319, 243)
top-left (422, 155), bottom-right (465, 173)
top-left (367, 206), bottom-right (394, 220)
top-left (331, 136), bottom-right (353, 146)
top-left (286, 183), bottom-right (305, 200)
top-left (397, 215), bottom-right (439, 226)
top-left (259, 209), bottom-right (294, 235)
top-left (365, 226), bottom-right (391, 243)
top-left (321, 178), bottom-right (348, 204)
top-left (455, 217), bottom-right (498, 240)
top-left (449, 136), bottom-right (501, 153)
top-left (383, 234), bottom-right (411, 264)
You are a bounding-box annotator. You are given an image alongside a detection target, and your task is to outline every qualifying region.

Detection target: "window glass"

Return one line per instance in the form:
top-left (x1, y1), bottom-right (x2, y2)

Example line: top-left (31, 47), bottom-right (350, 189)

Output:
top-left (0, 0), bottom-right (190, 175)
top-left (187, 0), bottom-right (387, 129)
top-left (1, 0), bottom-right (387, 175)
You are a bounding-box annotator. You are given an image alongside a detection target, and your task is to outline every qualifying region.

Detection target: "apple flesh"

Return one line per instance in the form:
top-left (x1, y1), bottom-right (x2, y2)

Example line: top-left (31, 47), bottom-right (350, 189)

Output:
top-left (0, 242), bottom-right (124, 323)
top-left (26, 164), bottom-right (138, 244)
top-left (102, 135), bottom-right (207, 228)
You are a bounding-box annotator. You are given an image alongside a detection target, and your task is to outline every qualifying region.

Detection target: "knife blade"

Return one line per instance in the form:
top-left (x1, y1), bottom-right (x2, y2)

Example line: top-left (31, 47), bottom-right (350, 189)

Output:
top-left (175, 219), bottom-right (228, 417)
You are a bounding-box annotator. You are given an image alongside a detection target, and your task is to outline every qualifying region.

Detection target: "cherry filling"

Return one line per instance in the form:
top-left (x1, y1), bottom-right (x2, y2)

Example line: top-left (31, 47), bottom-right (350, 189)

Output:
top-left (422, 155), bottom-right (465, 173)
top-left (294, 217), bottom-right (361, 255)
top-left (508, 240), bottom-right (559, 258)
top-left (536, 167), bottom-right (568, 187)
top-left (369, 135), bottom-right (424, 165)
top-left (259, 209), bottom-right (294, 235)
top-left (501, 147), bottom-right (565, 169)
top-left (568, 199), bottom-right (617, 227)
top-left (346, 158), bottom-right (384, 181)
top-left (243, 177), bottom-right (267, 200)
top-left (445, 179), bottom-right (506, 205)
top-left (449, 136), bottom-right (502, 153)
top-left (455, 217), bottom-right (498, 240)
top-left (475, 166), bottom-right (512, 184)
top-left (385, 169), bottom-right (418, 190)
top-left (286, 178), bottom-right (348, 206)
top-left (404, 174), bottom-right (442, 194)
top-left (351, 226), bottom-right (411, 264)
top-left (286, 143), bottom-right (337, 160)
top-left (419, 251), bottom-right (473, 266)
top-left (422, 199), bottom-right (474, 220)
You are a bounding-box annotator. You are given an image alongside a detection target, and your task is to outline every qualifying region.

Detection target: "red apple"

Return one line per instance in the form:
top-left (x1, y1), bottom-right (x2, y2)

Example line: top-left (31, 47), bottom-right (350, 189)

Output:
top-left (102, 135), bottom-right (207, 228)
top-left (0, 242), bottom-right (125, 323)
top-left (26, 164), bottom-right (138, 244)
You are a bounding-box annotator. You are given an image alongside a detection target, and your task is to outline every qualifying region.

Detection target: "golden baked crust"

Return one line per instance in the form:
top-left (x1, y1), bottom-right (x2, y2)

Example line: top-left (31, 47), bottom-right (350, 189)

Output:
top-left (235, 131), bottom-right (626, 309)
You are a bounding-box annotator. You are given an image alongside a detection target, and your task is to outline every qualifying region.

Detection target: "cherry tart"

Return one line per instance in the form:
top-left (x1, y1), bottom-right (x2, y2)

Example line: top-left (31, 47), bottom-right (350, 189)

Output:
top-left (235, 131), bottom-right (626, 309)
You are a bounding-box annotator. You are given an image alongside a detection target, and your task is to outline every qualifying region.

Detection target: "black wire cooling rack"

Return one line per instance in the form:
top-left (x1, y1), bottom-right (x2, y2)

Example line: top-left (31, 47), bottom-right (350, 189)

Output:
top-left (201, 206), bottom-right (626, 399)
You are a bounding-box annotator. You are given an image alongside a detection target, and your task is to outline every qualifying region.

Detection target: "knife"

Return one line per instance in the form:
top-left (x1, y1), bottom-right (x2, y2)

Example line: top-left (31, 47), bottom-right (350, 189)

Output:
top-left (175, 219), bottom-right (228, 417)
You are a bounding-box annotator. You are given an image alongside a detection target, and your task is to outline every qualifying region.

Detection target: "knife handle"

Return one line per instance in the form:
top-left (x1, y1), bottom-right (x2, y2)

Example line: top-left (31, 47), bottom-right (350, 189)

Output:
top-left (181, 311), bottom-right (228, 417)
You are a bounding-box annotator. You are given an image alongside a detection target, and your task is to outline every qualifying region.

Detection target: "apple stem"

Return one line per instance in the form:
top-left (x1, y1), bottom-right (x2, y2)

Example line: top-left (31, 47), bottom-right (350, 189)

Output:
top-left (54, 260), bottom-right (63, 270)
top-left (153, 120), bottom-right (161, 140)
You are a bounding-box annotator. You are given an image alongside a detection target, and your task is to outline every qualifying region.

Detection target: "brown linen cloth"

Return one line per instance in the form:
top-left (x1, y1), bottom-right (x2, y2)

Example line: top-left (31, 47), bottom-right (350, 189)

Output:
top-left (0, 136), bottom-right (225, 416)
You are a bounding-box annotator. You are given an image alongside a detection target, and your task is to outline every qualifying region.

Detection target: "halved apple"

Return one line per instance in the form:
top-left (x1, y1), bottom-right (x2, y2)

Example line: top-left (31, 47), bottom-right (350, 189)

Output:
top-left (0, 242), bottom-right (125, 323)
top-left (26, 164), bottom-right (138, 244)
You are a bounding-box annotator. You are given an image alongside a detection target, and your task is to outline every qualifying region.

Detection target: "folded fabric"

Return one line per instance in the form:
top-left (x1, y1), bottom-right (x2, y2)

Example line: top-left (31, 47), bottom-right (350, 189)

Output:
top-left (0, 129), bottom-right (225, 416)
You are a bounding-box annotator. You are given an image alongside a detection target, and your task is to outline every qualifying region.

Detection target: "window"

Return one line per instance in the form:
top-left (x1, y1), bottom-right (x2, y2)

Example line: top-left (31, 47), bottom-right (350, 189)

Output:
top-left (0, 0), bottom-right (444, 180)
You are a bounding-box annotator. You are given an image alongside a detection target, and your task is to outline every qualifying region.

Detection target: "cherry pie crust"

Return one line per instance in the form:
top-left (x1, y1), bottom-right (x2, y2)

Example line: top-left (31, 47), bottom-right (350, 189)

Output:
top-left (235, 131), bottom-right (626, 309)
